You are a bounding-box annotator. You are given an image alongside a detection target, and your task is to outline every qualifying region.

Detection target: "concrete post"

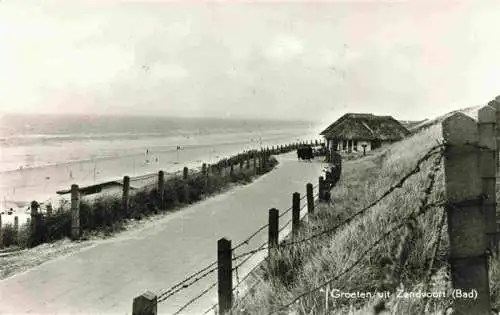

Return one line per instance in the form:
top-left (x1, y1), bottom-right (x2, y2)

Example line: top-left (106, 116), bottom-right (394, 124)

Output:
top-left (478, 106), bottom-right (497, 252)
top-left (442, 112), bottom-right (491, 314)
top-left (132, 291), bottom-right (157, 315)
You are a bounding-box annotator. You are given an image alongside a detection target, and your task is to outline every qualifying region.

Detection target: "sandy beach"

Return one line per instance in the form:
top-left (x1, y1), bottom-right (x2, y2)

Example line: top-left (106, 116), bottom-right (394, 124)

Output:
top-left (0, 129), bottom-right (320, 215)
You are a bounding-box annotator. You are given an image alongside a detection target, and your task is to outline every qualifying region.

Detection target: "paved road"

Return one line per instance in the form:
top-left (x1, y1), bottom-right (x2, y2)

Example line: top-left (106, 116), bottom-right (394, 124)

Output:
top-left (0, 153), bottom-right (326, 315)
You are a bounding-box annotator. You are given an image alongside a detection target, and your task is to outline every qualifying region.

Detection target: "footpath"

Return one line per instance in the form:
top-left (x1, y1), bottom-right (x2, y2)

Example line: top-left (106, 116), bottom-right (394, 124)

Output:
top-left (0, 152), bottom-right (326, 315)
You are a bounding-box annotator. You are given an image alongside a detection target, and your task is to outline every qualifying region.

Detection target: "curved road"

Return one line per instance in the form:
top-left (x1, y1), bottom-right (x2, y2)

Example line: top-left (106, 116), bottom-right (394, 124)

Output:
top-left (0, 153), bottom-right (326, 315)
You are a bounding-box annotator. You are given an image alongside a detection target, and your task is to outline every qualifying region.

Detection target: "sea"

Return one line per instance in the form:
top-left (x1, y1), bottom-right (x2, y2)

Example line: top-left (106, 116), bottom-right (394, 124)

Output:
top-left (0, 113), bottom-right (321, 221)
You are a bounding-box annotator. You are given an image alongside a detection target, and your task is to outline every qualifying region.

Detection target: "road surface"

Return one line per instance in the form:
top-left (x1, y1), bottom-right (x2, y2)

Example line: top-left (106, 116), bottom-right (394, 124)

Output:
top-left (0, 153), bottom-right (326, 315)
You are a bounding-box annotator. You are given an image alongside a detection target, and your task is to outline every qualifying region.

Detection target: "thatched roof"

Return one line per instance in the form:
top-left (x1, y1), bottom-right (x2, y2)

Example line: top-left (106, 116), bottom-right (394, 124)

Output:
top-left (320, 113), bottom-right (410, 141)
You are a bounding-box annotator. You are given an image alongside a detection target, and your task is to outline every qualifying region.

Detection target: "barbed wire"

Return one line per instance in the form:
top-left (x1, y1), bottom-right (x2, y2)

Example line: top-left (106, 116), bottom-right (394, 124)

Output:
top-left (231, 147), bottom-right (445, 285)
top-left (422, 206), bottom-right (447, 313)
top-left (278, 206), bottom-right (294, 218)
top-left (234, 251), bottom-right (241, 300)
top-left (232, 223), bottom-right (270, 252)
top-left (267, 198), bottom-right (446, 315)
top-left (171, 281), bottom-right (218, 315)
top-left (202, 303), bottom-right (217, 315)
top-left (281, 144), bottom-right (444, 246)
top-left (233, 190), bottom-right (313, 251)
top-left (279, 218), bottom-right (293, 234)
top-left (373, 151), bottom-right (443, 314)
top-left (156, 261), bottom-right (218, 303)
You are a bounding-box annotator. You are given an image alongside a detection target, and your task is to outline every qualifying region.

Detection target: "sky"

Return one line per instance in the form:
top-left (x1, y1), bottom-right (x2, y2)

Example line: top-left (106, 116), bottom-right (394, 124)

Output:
top-left (1, 0), bottom-right (500, 125)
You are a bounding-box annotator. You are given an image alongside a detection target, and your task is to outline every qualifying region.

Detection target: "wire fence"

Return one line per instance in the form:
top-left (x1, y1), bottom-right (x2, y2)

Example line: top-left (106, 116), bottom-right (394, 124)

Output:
top-left (225, 146), bottom-right (444, 265)
top-left (130, 108), bottom-right (500, 315)
top-left (154, 177), bottom-right (323, 313)
top-left (157, 145), bottom-right (444, 314)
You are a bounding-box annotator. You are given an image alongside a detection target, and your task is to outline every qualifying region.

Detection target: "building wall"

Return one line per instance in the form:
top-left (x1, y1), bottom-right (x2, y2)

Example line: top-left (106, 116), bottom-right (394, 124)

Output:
top-left (324, 138), bottom-right (373, 153)
top-left (323, 137), bottom-right (398, 153)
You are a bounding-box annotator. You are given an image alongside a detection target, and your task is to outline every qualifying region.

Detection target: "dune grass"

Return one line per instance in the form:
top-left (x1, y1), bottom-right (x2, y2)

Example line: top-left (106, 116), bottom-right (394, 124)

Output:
top-left (232, 124), bottom-right (469, 314)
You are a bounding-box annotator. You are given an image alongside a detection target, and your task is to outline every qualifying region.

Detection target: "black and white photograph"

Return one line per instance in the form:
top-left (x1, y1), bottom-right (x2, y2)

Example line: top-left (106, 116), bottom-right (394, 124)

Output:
top-left (1, 0), bottom-right (500, 314)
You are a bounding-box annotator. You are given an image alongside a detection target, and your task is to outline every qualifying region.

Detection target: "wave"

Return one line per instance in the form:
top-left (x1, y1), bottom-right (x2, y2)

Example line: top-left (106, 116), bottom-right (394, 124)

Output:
top-left (0, 130), bottom-right (225, 147)
top-left (0, 132), bottom-right (306, 174)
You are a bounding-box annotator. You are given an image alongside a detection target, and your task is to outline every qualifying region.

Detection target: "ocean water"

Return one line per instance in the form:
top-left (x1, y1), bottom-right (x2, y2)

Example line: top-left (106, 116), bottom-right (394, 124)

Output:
top-left (0, 114), bottom-right (317, 172)
top-left (0, 114), bottom-right (321, 211)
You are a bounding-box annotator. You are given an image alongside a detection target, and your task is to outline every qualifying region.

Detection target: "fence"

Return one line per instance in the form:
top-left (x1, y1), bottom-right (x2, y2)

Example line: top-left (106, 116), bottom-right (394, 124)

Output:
top-left (0, 140), bottom-right (325, 249)
top-left (127, 96), bottom-right (500, 315)
top-left (130, 152), bottom-right (341, 314)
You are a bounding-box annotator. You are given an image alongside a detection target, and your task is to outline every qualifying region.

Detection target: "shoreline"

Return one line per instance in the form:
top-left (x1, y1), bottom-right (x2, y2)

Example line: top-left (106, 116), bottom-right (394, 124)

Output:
top-left (0, 129), bottom-right (313, 174)
top-left (0, 134), bottom-right (319, 212)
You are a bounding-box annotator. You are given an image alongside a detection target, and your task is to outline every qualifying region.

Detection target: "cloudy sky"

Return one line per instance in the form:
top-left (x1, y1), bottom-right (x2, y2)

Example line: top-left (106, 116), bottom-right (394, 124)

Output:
top-left (1, 0), bottom-right (500, 123)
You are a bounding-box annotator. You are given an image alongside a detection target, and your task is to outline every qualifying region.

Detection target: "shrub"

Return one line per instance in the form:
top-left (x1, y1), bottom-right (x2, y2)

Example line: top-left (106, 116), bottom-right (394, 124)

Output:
top-left (1, 224), bottom-right (16, 247)
top-left (44, 211), bottom-right (71, 242)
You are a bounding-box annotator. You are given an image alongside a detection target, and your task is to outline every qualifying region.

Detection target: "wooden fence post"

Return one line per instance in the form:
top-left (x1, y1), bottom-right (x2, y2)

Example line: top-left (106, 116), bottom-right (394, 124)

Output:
top-left (132, 291), bottom-right (157, 315)
top-left (306, 183), bottom-right (314, 215)
top-left (442, 112), bottom-right (491, 315)
top-left (202, 163), bottom-right (208, 192)
top-left (478, 106), bottom-right (497, 252)
top-left (218, 238), bottom-right (233, 314)
top-left (70, 185), bottom-right (80, 240)
top-left (268, 208), bottom-right (279, 257)
top-left (318, 176), bottom-right (325, 202)
top-left (14, 216), bottom-right (18, 244)
top-left (122, 176), bottom-right (130, 216)
top-left (30, 200), bottom-right (41, 246)
top-left (183, 167), bottom-right (190, 203)
top-left (292, 192), bottom-right (300, 237)
top-left (30, 200), bottom-right (39, 235)
top-left (158, 171), bottom-right (165, 209)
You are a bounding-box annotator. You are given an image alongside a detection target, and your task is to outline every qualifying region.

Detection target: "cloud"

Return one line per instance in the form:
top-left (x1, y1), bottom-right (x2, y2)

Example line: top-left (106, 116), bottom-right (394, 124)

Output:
top-left (146, 64), bottom-right (190, 83)
top-left (264, 35), bottom-right (304, 62)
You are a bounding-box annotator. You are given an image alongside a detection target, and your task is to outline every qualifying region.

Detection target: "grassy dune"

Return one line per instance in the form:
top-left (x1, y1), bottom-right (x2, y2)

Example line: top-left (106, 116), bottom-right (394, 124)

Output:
top-left (235, 110), bottom-right (500, 314)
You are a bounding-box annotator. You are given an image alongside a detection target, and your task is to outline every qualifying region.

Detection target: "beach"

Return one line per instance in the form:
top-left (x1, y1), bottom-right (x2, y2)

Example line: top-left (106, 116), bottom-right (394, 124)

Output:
top-left (0, 114), bottom-right (321, 217)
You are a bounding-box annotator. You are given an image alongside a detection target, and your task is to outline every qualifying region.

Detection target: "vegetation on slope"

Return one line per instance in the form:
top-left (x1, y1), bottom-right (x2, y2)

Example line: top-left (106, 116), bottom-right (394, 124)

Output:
top-left (234, 113), bottom-right (500, 314)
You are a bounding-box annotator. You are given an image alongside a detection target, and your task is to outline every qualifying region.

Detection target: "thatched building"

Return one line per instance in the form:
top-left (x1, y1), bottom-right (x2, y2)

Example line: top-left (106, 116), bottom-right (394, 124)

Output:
top-left (320, 113), bottom-right (410, 153)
